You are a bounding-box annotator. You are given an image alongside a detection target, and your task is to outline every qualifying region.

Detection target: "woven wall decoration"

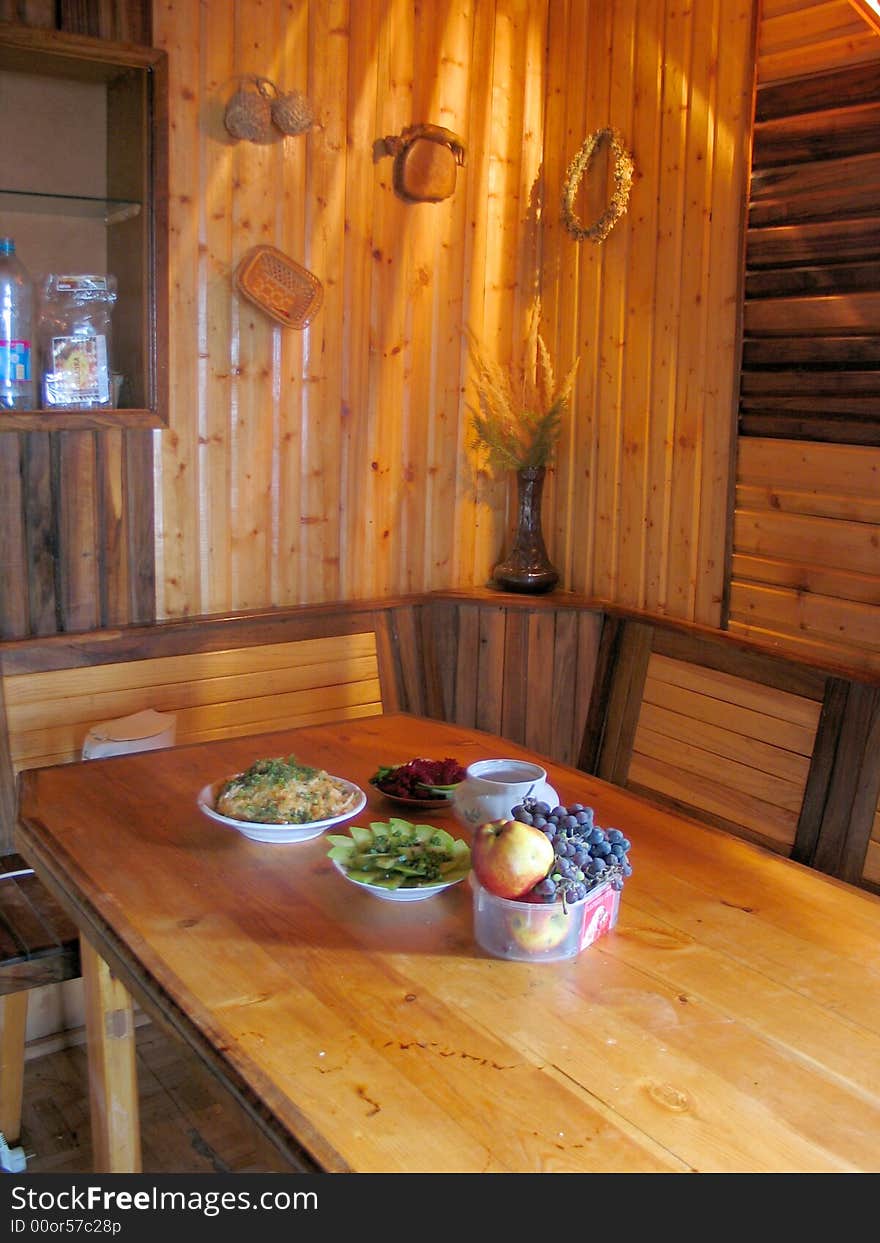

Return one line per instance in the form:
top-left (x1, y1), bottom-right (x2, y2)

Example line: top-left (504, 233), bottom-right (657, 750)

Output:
top-left (561, 127), bottom-right (634, 244)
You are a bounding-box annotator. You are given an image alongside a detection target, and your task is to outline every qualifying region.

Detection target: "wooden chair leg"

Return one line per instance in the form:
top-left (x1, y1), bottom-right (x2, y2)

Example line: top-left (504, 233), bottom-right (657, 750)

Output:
top-left (0, 992), bottom-right (28, 1145)
top-left (80, 936), bottom-right (142, 1173)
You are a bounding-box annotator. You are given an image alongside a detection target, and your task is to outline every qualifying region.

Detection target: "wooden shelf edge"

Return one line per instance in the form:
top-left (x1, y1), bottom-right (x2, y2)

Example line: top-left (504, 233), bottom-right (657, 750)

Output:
top-left (0, 409), bottom-right (167, 432)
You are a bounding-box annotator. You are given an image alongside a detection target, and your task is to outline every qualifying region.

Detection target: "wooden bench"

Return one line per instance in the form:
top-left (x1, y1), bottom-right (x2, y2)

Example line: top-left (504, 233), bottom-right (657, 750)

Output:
top-left (1, 853), bottom-right (81, 1145)
top-left (577, 607), bottom-right (880, 888)
top-left (0, 595), bottom-right (438, 1151)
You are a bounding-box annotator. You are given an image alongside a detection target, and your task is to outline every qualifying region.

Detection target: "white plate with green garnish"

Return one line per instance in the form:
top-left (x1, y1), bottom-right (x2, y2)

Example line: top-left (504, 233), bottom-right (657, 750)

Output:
top-left (327, 818), bottom-right (471, 902)
top-left (198, 754), bottom-right (366, 844)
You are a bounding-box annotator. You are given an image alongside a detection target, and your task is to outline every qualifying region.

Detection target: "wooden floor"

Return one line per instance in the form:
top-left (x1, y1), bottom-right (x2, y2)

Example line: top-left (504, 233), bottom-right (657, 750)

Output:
top-left (17, 1020), bottom-right (297, 1174)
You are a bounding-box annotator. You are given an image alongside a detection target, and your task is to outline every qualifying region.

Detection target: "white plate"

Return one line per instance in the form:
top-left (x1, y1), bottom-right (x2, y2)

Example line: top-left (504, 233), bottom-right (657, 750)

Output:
top-left (330, 858), bottom-right (468, 902)
top-left (197, 777), bottom-right (366, 844)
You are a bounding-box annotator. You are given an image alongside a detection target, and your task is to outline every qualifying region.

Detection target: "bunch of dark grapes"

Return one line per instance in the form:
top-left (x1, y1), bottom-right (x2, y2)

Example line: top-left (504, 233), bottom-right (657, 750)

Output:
top-left (510, 796), bottom-right (633, 907)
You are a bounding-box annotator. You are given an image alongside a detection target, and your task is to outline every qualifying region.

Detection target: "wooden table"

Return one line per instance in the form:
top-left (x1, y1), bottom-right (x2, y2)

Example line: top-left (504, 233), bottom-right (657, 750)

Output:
top-left (15, 713), bottom-right (880, 1173)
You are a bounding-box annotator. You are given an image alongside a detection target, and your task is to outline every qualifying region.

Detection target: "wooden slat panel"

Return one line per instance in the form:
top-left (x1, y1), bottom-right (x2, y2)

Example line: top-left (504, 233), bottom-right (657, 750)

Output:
top-left (500, 608), bottom-right (528, 745)
top-left (474, 606), bottom-right (505, 737)
top-left (523, 608), bottom-right (555, 757)
top-left (746, 219), bottom-right (880, 268)
top-left (735, 483), bottom-right (880, 524)
top-left (738, 437), bottom-right (880, 493)
top-left (732, 552), bottom-right (880, 606)
top-left (628, 753), bottom-right (800, 848)
top-left (452, 605), bottom-right (480, 730)
top-left (5, 632), bottom-right (383, 770)
top-left (753, 100), bottom-right (880, 166)
top-left (549, 609), bottom-right (578, 766)
top-left (743, 291), bottom-right (880, 334)
top-left (734, 508), bottom-right (880, 576)
top-left (639, 700), bottom-right (813, 785)
top-left (633, 725), bottom-right (807, 814)
top-left (755, 60), bottom-right (880, 120)
top-left (729, 582), bottom-right (880, 659)
top-left (646, 653), bottom-right (822, 729)
top-left (641, 672), bottom-right (819, 755)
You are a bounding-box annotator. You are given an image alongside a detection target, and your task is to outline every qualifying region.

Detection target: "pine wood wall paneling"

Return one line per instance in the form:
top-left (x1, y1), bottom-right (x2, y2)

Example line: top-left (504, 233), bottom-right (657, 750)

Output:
top-left (199, 1), bottom-right (236, 615)
top-left (300, 2), bottom-right (344, 604)
top-left (234, 2), bottom-right (282, 611)
top-left (276, 8), bottom-right (310, 608)
top-left (337, 0), bottom-right (376, 602)
top-left (424, 2), bottom-right (472, 593)
top-left (153, 0), bottom-right (199, 618)
top-left (541, 0), bottom-right (588, 590)
top-left (539, 1), bottom-right (752, 624)
top-left (614, 0), bottom-right (663, 611)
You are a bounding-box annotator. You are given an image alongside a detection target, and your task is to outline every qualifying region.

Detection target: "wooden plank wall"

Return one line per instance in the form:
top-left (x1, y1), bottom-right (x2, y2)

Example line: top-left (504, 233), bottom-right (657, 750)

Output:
top-left (511, 0), bottom-right (755, 622)
top-left (728, 0), bottom-right (880, 672)
top-left (0, 0), bottom-right (757, 646)
top-left (148, 0), bottom-right (753, 627)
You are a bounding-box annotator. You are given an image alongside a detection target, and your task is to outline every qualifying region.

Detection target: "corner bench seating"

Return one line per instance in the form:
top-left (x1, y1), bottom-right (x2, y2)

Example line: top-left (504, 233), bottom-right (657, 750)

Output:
top-left (0, 595), bottom-right (436, 1147)
top-left (2, 588), bottom-right (879, 1150)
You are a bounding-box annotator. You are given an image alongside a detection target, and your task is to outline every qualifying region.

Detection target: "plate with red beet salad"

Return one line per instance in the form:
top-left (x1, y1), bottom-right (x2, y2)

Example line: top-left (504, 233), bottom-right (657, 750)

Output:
top-left (369, 756), bottom-right (467, 809)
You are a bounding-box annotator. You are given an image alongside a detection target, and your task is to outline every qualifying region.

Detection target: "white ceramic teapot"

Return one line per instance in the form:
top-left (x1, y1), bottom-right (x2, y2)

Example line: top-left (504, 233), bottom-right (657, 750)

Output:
top-left (451, 758), bottom-right (558, 831)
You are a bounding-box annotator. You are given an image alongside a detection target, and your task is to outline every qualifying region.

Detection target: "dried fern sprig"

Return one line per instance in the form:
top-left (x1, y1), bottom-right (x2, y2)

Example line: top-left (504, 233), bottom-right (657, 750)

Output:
top-left (467, 319), bottom-right (579, 474)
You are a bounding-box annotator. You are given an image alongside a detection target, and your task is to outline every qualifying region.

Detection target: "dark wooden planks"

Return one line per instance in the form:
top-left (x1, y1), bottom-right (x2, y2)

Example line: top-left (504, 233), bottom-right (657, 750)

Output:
top-left (0, 853), bottom-right (81, 993)
top-left (795, 681), bottom-right (880, 884)
top-left (578, 618), bottom-right (653, 786)
top-left (739, 49), bottom-right (880, 449)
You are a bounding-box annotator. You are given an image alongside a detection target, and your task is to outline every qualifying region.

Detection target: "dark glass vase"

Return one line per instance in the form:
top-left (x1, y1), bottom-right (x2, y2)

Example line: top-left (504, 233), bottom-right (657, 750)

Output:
top-left (492, 465), bottom-right (559, 594)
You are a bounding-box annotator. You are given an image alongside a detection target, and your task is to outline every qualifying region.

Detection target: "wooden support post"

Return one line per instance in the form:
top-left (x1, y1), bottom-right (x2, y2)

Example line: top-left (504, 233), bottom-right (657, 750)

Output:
top-left (80, 935), bottom-right (141, 1173)
top-left (0, 991), bottom-right (28, 1145)
top-left (795, 680), bottom-right (880, 884)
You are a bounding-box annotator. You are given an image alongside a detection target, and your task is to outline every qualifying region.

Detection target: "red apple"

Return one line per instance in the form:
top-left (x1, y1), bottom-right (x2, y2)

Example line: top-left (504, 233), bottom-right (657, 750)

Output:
top-left (471, 818), bottom-right (555, 899)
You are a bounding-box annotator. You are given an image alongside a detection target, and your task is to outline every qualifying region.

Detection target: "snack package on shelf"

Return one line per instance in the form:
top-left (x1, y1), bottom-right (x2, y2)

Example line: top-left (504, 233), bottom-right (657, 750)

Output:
top-left (37, 274), bottom-right (118, 408)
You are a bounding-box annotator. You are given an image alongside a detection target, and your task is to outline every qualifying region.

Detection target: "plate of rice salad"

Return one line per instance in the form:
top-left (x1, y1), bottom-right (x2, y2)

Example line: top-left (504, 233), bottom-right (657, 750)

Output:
top-left (198, 754), bottom-right (366, 844)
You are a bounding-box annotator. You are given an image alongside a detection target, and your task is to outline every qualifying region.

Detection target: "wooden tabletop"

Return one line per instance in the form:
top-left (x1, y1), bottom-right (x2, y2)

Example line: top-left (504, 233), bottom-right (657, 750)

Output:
top-left (16, 712), bottom-right (880, 1173)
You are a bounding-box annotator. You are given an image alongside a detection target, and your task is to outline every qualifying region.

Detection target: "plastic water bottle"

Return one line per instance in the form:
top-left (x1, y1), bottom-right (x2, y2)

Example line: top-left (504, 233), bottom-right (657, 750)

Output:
top-left (0, 237), bottom-right (35, 410)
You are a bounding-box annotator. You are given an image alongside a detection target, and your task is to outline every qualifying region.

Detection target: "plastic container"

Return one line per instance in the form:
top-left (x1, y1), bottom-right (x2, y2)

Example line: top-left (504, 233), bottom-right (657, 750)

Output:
top-left (37, 274), bottom-right (117, 409)
top-left (0, 237), bottom-right (35, 410)
top-left (471, 875), bottom-right (619, 962)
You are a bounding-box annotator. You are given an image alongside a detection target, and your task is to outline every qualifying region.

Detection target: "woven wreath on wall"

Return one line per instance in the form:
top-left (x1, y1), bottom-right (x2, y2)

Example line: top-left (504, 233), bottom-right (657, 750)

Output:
top-left (561, 127), bottom-right (634, 244)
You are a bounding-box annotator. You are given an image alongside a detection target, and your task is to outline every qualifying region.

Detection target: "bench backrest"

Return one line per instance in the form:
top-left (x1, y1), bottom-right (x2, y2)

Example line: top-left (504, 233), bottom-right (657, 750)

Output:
top-left (0, 598), bottom-right (441, 850)
top-left (578, 610), bottom-right (880, 891)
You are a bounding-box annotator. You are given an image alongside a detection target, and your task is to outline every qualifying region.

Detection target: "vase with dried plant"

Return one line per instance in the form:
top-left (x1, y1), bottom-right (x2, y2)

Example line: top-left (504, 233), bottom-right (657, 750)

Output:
top-left (468, 311), bottom-right (579, 593)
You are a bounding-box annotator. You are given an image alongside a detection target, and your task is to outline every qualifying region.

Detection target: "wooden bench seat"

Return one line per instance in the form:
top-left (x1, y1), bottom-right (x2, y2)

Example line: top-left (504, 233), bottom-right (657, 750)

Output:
top-left (0, 595), bottom-right (438, 1154)
top-left (1, 853), bottom-right (81, 1146)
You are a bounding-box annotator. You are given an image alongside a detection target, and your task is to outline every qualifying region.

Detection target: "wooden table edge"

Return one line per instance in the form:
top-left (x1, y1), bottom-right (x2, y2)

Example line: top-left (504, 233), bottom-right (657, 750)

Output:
top-left (15, 802), bottom-right (331, 1174)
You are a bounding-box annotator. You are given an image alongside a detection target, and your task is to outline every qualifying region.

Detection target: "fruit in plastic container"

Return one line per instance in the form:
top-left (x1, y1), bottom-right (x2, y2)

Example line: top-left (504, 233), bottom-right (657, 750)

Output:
top-left (471, 817), bottom-right (554, 899)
